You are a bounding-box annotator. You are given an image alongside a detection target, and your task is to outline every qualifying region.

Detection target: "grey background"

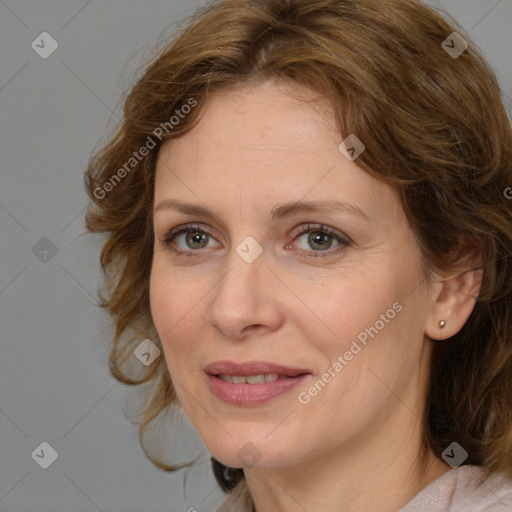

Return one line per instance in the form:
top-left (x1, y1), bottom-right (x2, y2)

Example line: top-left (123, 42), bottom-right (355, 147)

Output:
top-left (0, 1), bottom-right (511, 511)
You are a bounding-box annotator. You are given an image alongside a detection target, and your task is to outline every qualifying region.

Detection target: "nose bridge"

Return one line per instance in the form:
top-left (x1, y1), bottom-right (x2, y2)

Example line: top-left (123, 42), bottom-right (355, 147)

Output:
top-left (208, 239), bottom-right (278, 336)
top-left (214, 240), bottom-right (265, 311)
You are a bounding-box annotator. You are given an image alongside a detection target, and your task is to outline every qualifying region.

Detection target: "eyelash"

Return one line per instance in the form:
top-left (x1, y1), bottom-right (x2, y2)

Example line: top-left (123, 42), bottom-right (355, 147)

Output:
top-left (161, 223), bottom-right (351, 259)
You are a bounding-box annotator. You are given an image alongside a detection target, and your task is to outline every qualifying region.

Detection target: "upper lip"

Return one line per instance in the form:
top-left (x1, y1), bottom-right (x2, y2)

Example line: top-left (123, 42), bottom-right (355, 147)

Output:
top-left (204, 360), bottom-right (311, 377)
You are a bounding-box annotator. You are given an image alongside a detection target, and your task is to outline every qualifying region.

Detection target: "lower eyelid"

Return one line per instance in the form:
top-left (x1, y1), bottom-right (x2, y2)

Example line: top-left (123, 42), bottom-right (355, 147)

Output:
top-left (162, 224), bottom-right (211, 244)
top-left (291, 236), bottom-right (349, 258)
top-left (167, 230), bottom-right (216, 249)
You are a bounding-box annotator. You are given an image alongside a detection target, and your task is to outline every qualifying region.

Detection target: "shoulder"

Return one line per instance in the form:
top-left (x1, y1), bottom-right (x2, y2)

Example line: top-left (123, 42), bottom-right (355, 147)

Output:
top-left (400, 465), bottom-right (512, 512)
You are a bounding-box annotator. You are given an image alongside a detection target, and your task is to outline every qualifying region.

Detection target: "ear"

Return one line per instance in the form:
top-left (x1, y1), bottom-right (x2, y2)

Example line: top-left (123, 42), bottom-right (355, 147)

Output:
top-left (424, 264), bottom-right (483, 341)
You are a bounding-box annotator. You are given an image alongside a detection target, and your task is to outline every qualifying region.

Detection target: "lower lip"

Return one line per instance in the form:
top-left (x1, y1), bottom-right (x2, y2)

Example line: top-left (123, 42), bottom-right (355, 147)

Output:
top-left (207, 374), bottom-right (310, 406)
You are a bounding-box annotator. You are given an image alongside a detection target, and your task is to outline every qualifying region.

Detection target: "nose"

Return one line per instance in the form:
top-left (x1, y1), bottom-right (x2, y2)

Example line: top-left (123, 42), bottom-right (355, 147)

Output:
top-left (207, 244), bottom-right (284, 340)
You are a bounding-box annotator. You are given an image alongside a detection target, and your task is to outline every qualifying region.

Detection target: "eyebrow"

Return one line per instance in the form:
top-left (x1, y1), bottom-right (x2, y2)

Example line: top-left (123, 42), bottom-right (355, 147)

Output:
top-left (153, 198), bottom-right (374, 223)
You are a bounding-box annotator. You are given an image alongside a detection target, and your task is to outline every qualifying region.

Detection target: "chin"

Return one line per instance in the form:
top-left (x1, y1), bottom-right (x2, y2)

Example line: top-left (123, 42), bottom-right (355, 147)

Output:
top-left (202, 427), bottom-right (300, 470)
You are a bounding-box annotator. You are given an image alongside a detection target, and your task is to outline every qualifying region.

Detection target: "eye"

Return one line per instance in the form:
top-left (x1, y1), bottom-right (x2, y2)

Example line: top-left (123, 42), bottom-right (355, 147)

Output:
top-left (162, 224), bottom-right (218, 253)
top-left (288, 224), bottom-right (350, 258)
top-left (160, 222), bottom-right (350, 259)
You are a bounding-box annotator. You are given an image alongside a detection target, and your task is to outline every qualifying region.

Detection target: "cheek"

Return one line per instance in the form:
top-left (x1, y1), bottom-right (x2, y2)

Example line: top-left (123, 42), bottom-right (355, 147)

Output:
top-left (297, 265), bottom-right (398, 352)
top-left (149, 262), bottom-right (203, 370)
top-left (315, 268), bottom-right (427, 392)
top-left (298, 262), bottom-right (422, 403)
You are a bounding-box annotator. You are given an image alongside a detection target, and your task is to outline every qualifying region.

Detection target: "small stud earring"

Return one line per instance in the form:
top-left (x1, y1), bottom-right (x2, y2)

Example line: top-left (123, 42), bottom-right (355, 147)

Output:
top-left (438, 320), bottom-right (446, 329)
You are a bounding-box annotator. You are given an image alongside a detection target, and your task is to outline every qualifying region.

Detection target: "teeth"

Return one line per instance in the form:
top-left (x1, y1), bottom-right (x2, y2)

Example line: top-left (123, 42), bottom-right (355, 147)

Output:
top-left (219, 373), bottom-right (280, 384)
top-left (246, 374), bottom-right (265, 384)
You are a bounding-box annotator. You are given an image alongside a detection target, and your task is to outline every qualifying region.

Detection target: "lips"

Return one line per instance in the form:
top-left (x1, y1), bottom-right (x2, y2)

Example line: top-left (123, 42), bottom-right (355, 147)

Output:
top-left (204, 360), bottom-right (312, 406)
top-left (204, 360), bottom-right (310, 378)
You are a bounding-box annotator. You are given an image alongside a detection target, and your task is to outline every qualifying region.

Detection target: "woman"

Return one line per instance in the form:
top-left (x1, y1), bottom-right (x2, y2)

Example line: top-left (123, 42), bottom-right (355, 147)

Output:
top-left (84, 0), bottom-right (512, 510)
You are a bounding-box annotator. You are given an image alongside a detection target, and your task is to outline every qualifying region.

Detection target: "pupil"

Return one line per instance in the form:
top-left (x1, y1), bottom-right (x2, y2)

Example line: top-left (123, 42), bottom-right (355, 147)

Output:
top-left (309, 231), bottom-right (331, 250)
top-left (187, 231), bottom-right (207, 248)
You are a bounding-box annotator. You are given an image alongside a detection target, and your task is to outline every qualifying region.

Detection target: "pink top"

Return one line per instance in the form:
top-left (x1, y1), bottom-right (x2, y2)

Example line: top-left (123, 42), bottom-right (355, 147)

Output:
top-left (214, 465), bottom-right (512, 511)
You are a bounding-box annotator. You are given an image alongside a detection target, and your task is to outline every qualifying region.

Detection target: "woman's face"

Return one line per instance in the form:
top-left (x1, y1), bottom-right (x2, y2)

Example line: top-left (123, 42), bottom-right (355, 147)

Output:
top-left (150, 80), bottom-right (438, 470)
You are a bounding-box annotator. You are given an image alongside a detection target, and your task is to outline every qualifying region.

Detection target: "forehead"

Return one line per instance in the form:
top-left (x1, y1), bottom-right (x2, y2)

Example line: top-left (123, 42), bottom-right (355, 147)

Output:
top-left (159, 81), bottom-right (337, 164)
top-left (154, 81), bottom-right (400, 223)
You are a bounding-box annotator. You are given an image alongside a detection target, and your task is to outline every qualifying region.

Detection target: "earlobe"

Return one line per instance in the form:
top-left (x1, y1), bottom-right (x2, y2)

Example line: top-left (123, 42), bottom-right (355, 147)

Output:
top-left (424, 266), bottom-right (483, 341)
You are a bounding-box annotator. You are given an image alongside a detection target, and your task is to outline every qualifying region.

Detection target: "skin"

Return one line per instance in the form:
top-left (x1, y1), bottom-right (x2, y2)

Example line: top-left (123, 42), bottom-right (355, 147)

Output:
top-left (149, 79), bottom-right (482, 512)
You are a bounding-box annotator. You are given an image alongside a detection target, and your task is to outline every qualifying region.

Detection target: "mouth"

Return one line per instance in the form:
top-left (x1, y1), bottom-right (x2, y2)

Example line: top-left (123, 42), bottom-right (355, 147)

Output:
top-left (216, 373), bottom-right (290, 383)
top-left (204, 361), bottom-right (312, 406)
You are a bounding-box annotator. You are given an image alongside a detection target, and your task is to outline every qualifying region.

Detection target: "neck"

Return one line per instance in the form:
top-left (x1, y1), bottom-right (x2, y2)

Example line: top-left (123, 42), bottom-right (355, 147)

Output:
top-left (244, 406), bottom-right (451, 512)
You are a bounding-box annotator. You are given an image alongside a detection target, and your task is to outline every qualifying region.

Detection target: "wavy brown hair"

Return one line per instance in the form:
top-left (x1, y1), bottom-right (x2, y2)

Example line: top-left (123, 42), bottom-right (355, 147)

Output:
top-left (84, 0), bottom-right (512, 498)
